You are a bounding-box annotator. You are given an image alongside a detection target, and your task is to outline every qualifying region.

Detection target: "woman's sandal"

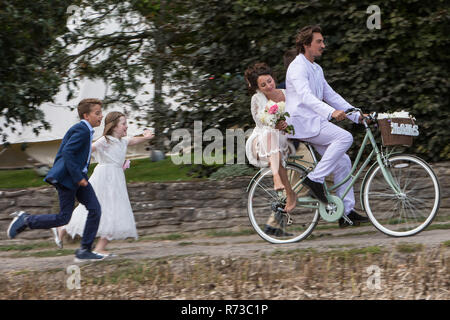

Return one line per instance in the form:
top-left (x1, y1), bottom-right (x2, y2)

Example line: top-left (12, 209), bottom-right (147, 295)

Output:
top-left (51, 227), bottom-right (63, 249)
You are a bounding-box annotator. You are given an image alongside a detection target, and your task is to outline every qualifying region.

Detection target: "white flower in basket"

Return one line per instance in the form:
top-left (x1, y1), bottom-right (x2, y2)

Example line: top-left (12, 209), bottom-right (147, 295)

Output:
top-left (377, 110), bottom-right (419, 142)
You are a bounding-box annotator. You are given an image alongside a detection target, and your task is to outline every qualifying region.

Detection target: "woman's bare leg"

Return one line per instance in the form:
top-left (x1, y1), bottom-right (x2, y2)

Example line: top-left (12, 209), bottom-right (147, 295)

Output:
top-left (269, 151), bottom-right (296, 212)
top-left (94, 238), bottom-right (109, 255)
top-left (57, 227), bottom-right (66, 241)
top-left (279, 163), bottom-right (297, 212)
top-left (269, 152), bottom-right (284, 190)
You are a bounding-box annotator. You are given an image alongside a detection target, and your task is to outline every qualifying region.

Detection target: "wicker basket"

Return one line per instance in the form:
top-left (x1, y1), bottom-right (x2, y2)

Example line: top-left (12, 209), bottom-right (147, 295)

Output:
top-left (378, 118), bottom-right (415, 146)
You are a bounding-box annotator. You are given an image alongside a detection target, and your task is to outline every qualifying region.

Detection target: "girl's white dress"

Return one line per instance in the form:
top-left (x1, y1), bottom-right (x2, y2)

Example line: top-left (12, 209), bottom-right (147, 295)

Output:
top-left (246, 89), bottom-right (292, 168)
top-left (65, 135), bottom-right (138, 241)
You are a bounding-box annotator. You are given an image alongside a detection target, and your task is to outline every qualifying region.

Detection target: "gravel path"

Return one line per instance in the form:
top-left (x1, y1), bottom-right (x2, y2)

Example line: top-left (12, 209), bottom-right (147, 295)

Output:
top-left (1, 224), bottom-right (449, 273)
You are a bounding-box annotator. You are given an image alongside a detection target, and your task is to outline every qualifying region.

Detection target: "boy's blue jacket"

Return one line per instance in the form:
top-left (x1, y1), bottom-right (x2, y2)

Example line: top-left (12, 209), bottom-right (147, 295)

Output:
top-left (44, 122), bottom-right (91, 190)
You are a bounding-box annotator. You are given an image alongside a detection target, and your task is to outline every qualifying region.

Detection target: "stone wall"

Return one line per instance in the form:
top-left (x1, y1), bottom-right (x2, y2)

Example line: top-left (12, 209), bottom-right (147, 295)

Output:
top-left (0, 162), bottom-right (448, 241)
top-left (0, 178), bottom-right (251, 241)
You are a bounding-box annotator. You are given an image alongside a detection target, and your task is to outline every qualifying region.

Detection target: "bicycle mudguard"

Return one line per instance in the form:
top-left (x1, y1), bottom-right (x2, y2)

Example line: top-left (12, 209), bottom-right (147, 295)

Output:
top-left (246, 168), bottom-right (267, 193)
top-left (246, 162), bottom-right (310, 193)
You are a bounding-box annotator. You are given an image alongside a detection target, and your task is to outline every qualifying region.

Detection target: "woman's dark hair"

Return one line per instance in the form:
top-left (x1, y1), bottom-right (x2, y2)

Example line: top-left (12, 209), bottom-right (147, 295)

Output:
top-left (244, 62), bottom-right (274, 95)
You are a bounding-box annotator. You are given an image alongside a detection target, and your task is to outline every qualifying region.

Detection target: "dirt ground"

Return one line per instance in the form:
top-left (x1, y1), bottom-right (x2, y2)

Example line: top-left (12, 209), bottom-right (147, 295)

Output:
top-left (0, 222), bottom-right (449, 300)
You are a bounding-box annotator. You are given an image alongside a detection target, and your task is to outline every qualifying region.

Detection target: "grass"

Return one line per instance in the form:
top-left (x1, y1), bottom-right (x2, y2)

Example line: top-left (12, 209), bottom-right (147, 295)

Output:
top-left (204, 228), bottom-right (255, 237)
top-left (9, 249), bottom-right (74, 258)
top-left (442, 240), bottom-right (450, 247)
top-left (124, 157), bottom-right (199, 183)
top-left (0, 157), bottom-right (200, 189)
top-left (135, 233), bottom-right (189, 242)
top-left (136, 229), bottom-right (255, 242)
top-left (0, 242), bottom-right (54, 252)
top-left (395, 243), bottom-right (424, 253)
top-left (326, 246), bottom-right (383, 258)
top-left (271, 248), bottom-right (318, 256)
top-left (425, 223), bottom-right (450, 231)
top-left (178, 242), bottom-right (195, 246)
top-left (270, 246), bottom-right (383, 258)
top-left (0, 169), bottom-right (49, 189)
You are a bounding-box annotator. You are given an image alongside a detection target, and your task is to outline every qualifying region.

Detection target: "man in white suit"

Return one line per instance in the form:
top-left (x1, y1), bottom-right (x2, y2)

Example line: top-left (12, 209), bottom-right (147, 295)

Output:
top-left (285, 25), bottom-right (368, 227)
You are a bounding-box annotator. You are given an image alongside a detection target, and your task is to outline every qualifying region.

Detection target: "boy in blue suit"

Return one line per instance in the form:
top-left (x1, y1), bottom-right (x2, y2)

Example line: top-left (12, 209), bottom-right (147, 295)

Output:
top-left (7, 98), bottom-right (105, 262)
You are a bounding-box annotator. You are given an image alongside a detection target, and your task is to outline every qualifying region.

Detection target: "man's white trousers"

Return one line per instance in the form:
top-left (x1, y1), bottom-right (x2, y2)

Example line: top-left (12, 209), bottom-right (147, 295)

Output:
top-left (302, 120), bottom-right (355, 214)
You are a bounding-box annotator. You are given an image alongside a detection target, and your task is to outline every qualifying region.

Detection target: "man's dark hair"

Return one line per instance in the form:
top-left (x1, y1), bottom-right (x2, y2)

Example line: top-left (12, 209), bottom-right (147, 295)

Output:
top-left (77, 98), bottom-right (102, 120)
top-left (295, 25), bottom-right (322, 54)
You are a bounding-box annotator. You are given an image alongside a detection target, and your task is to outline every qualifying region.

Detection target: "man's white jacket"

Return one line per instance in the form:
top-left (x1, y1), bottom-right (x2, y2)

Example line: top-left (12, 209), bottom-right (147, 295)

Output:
top-left (285, 53), bottom-right (359, 139)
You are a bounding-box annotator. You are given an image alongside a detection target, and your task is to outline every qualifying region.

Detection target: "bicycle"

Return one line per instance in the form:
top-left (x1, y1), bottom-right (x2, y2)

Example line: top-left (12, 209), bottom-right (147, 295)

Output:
top-left (247, 108), bottom-right (441, 244)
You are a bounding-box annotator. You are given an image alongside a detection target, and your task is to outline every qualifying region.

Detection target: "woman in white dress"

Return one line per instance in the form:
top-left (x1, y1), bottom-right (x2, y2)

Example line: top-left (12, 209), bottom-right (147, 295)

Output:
top-left (53, 112), bottom-right (154, 256)
top-left (244, 62), bottom-right (297, 214)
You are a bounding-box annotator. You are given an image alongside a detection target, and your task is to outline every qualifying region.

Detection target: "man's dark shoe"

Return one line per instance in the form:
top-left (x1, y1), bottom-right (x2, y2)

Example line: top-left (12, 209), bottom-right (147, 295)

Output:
top-left (74, 248), bottom-right (105, 263)
top-left (338, 210), bottom-right (369, 228)
top-left (339, 217), bottom-right (359, 228)
top-left (302, 177), bottom-right (328, 204)
top-left (347, 210), bottom-right (369, 223)
top-left (7, 211), bottom-right (30, 239)
top-left (263, 224), bottom-right (293, 237)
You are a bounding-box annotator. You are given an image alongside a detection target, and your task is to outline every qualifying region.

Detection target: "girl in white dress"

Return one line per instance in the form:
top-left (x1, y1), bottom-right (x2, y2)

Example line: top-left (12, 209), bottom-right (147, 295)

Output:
top-left (244, 62), bottom-right (296, 214)
top-left (54, 111), bottom-right (154, 256)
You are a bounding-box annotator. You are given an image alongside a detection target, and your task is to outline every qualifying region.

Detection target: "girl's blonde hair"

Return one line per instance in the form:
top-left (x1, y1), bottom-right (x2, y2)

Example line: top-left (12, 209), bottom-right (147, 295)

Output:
top-left (103, 111), bottom-right (125, 142)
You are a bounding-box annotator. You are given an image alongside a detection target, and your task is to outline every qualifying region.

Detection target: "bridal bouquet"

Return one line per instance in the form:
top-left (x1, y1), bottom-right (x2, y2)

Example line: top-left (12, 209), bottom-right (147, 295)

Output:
top-left (258, 100), bottom-right (295, 134)
top-left (122, 159), bottom-right (131, 170)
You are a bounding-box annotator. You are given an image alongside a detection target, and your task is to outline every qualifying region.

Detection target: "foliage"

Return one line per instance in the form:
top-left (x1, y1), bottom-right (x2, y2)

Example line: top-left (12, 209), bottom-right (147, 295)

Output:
top-left (209, 164), bottom-right (258, 180)
top-left (1, 0), bottom-right (448, 163)
top-left (59, 0), bottom-right (196, 149)
top-left (175, 0), bottom-right (450, 162)
top-left (0, 0), bottom-right (74, 142)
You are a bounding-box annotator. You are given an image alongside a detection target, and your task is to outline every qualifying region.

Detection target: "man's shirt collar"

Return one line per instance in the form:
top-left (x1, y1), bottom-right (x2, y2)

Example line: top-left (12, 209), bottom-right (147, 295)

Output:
top-left (81, 119), bottom-right (95, 134)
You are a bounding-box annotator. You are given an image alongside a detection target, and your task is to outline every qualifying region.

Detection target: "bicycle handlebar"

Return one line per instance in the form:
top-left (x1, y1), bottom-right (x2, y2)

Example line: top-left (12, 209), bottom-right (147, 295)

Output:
top-left (344, 108), bottom-right (378, 125)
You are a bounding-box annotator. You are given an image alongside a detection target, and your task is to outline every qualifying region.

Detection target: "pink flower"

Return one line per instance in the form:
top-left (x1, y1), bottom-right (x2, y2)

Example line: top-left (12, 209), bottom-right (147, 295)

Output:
top-left (123, 159), bottom-right (131, 170)
top-left (268, 104), bottom-right (278, 114)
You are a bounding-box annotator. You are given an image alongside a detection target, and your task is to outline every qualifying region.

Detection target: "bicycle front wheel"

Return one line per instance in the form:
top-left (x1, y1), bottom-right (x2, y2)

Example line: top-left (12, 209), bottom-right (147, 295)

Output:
top-left (363, 154), bottom-right (440, 237)
top-left (247, 163), bottom-right (319, 244)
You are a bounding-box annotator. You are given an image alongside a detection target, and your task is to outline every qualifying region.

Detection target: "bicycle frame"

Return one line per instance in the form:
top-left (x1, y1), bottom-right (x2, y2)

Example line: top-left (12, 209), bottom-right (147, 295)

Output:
top-left (246, 112), bottom-right (404, 207)
top-left (247, 109), bottom-right (440, 242)
top-left (294, 116), bottom-right (404, 205)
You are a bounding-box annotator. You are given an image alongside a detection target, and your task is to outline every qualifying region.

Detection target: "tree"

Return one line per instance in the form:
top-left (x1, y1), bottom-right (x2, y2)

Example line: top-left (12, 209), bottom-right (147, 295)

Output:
top-left (2, 0), bottom-right (448, 164)
top-left (0, 0), bottom-right (74, 142)
top-left (172, 0), bottom-right (450, 162)
top-left (60, 0), bottom-right (196, 149)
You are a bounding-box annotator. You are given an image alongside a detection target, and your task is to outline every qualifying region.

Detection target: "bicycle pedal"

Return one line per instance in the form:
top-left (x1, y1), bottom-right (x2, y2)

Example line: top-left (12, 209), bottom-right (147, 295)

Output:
top-left (286, 217), bottom-right (293, 225)
top-left (342, 214), bottom-right (353, 226)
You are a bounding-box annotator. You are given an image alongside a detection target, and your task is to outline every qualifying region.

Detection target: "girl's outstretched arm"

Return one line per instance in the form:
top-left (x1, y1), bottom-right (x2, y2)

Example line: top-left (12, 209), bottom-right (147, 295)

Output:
top-left (128, 129), bottom-right (154, 146)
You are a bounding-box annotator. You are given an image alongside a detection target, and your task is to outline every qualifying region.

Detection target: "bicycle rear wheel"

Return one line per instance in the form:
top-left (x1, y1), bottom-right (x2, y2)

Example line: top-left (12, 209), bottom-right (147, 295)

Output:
top-left (362, 154), bottom-right (440, 237)
top-left (247, 163), bottom-right (319, 244)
